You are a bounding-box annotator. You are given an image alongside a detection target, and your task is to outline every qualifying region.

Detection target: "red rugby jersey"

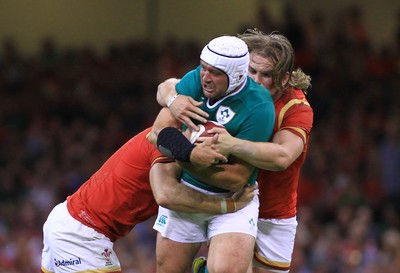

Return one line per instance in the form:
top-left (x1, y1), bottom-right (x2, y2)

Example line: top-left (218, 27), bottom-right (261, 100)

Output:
top-left (258, 87), bottom-right (313, 219)
top-left (67, 127), bottom-right (173, 241)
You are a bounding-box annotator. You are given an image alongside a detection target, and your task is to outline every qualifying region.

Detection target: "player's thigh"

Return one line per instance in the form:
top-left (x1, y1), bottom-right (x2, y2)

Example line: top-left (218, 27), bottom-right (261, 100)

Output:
top-left (153, 206), bottom-right (208, 243)
top-left (208, 232), bottom-right (255, 273)
top-left (205, 195), bottom-right (258, 273)
top-left (155, 232), bottom-right (201, 273)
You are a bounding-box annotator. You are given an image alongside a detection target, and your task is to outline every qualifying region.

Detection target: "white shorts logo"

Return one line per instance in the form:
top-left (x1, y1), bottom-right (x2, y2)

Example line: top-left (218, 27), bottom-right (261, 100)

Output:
top-left (54, 257), bottom-right (82, 267)
top-left (156, 215), bottom-right (168, 227)
top-left (216, 106), bottom-right (235, 125)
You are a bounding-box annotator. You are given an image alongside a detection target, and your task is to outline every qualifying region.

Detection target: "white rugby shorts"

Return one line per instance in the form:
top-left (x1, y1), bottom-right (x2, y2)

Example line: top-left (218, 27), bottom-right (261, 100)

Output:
top-left (41, 201), bottom-right (121, 273)
top-left (253, 217), bottom-right (298, 273)
top-left (153, 181), bottom-right (259, 243)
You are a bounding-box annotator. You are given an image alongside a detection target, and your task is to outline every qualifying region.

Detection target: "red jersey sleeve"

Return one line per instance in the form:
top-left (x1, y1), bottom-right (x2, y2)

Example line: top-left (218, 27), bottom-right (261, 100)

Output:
top-left (258, 88), bottom-right (314, 219)
top-left (276, 88), bottom-right (313, 145)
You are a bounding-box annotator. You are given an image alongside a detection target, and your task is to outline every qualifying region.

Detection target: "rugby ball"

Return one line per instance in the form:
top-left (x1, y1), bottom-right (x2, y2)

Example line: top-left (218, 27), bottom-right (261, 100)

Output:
top-left (189, 121), bottom-right (224, 144)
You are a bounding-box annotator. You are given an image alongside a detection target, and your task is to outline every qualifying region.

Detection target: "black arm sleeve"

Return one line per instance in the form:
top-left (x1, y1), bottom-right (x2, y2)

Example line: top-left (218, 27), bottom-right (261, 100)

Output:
top-left (157, 127), bottom-right (195, 162)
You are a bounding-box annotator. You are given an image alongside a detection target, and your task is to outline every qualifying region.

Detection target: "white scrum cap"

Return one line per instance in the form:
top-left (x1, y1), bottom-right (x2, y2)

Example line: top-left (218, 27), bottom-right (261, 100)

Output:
top-left (200, 36), bottom-right (249, 94)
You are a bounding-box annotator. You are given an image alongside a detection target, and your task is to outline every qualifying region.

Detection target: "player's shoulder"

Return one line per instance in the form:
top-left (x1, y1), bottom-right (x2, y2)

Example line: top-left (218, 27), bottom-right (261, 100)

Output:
top-left (134, 127), bottom-right (152, 141)
top-left (244, 78), bottom-right (273, 103)
top-left (280, 87), bottom-right (313, 110)
top-left (275, 88), bottom-right (313, 124)
top-left (177, 66), bottom-right (203, 96)
top-left (130, 127), bottom-right (156, 153)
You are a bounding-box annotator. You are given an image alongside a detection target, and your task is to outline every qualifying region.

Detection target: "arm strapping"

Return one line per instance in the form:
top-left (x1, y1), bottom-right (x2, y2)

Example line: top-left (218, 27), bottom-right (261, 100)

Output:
top-left (157, 127), bottom-right (195, 162)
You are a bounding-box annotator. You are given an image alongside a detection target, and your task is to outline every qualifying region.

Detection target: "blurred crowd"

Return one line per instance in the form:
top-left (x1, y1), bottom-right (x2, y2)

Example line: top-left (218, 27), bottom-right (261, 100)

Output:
top-left (0, 4), bottom-right (400, 273)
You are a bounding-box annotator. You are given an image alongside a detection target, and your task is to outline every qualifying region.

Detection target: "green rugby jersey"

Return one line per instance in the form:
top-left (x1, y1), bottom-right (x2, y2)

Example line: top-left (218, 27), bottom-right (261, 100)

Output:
top-left (176, 65), bottom-right (275, 192)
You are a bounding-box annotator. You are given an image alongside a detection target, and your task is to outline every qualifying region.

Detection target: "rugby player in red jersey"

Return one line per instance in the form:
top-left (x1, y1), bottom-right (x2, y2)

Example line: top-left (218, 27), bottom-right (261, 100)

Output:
top-left (40, 108), bottom-right (255, 273)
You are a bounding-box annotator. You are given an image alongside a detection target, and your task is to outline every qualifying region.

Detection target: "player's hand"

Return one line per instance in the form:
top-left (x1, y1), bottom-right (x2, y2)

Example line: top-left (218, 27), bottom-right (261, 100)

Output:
top-left (199, 127), bottom-right (236, 155)
top-left (231, 184), bottom-right (258, 211)
top-left (189, 140), bottom-right (228, 168)
top-left (170, 94), bottom-right (209, 131)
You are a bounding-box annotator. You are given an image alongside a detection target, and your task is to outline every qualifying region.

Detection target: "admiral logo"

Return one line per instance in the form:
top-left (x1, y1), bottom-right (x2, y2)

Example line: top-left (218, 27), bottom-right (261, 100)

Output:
top-left (54, 257), bottom-right (82, 267)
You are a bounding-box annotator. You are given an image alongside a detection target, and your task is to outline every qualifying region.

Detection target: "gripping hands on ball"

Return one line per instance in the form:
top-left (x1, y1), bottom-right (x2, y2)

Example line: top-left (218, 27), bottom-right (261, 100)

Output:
top-left (157, 124), bottom-right (228, 168)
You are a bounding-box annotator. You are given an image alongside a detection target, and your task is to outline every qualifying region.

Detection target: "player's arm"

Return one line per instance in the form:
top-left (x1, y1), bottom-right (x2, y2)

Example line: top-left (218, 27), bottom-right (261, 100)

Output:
top-left (157, 78), bottom-right (208, 130)
top-left (151, 108), bottom-right (227, 168)
top-left (178, 156), bottom-right (255, 192)
top-left (205, 127), bottom-right (304, 171)
top-left (148, 107), bottom-right (181, 146)
top-left (150, 161), bottom-right (257, 213)
top-left (152, 109), bottom-right (253, 191)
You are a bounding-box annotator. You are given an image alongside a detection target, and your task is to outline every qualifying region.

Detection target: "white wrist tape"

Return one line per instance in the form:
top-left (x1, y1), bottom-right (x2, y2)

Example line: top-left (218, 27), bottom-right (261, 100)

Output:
top-left (167, 93), bottom-right (180, 108)
top-left (220, 199), bottom-right (228, 214)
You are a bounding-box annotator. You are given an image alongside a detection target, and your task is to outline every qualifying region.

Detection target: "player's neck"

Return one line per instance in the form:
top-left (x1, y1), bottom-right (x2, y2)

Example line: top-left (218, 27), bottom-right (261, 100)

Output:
top-left (273, 89), bottom-right (286, 102)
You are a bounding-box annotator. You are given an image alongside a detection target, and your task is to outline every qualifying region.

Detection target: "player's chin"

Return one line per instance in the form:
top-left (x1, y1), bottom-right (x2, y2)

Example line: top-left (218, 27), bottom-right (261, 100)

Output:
top-left (202, 87), bottom-right (215, 96)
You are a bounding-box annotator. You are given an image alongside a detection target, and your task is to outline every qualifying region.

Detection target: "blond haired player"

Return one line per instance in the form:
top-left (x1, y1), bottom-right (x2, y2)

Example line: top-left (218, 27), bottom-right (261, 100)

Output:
top-left (152, 35), bottom-right (275, 273)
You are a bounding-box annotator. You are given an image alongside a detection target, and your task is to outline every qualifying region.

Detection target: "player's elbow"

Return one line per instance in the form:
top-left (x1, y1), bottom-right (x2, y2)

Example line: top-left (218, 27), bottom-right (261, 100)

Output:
top-left (156, 85), bottom-right (164, 106)
top-left (157, 78), bottom-right (179, 106)
top-left (270, 154), bottom-right (293, 171)
top-left (153, 192), bottom-right (175, 209)
top-left (229, 177), bottom-right (250, 192)
top-left (274, 160), bottom-right (291, 171)
top-left (221, 163), bottom-right (254, 192)
top-left (148, 130), bottom-right (158, 146)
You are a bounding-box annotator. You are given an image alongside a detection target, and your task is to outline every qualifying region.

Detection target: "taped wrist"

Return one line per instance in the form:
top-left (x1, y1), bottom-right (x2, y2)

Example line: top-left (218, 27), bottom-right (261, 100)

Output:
top-left (220, 198), bottom-right (236, 214)
top-left (157, 127), bottom-right (195, 162)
